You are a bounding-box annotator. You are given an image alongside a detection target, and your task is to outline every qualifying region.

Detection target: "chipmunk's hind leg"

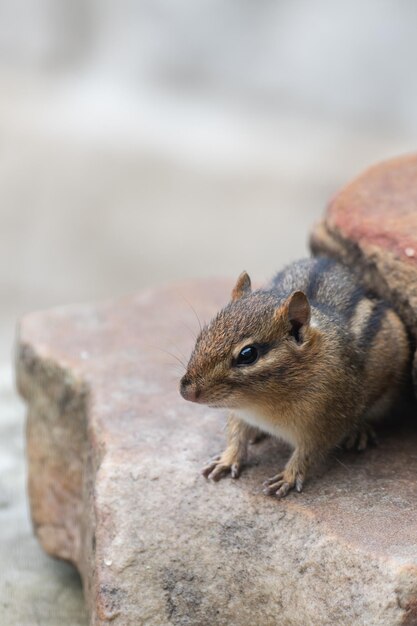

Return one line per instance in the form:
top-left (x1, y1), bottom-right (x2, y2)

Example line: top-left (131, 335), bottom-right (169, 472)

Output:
top-left (249, 428), bottom-right (269, 445)
top-left (343, 384), bottom-right (403, 452)
top-left (343, 421), bottom-right (378, 452)
top-left (365, 387), bottom-right (399, 422)
top-left (345, 385), bottom-right (402, 451)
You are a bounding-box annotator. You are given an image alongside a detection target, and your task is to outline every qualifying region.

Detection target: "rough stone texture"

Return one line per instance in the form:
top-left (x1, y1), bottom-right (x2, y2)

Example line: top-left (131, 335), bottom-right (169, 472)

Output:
top-left (16, 278), bottom-right (417, 626)
top-left (0, 365), bottom-right (87, 626)
top-left (310, 154), bottom-right (417, 388)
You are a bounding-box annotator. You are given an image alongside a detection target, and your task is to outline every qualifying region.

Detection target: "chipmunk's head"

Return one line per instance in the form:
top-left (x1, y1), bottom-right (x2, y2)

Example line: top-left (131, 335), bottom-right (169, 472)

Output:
top-left (180, 271), bottom-right (318, 409)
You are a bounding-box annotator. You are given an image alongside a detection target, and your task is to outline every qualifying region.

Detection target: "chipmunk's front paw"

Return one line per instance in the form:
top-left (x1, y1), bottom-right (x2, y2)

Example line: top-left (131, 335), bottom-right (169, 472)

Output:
top-left (263, 469), bottom-right (304, 499)
top-left (202, 451), bottom-right (243, 482)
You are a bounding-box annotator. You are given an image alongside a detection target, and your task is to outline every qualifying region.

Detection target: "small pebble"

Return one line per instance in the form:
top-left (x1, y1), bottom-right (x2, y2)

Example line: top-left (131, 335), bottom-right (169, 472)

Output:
top-left (104, 558), bottom-right (113, 567)
top-left (405, 247), bottom-right (415, 258)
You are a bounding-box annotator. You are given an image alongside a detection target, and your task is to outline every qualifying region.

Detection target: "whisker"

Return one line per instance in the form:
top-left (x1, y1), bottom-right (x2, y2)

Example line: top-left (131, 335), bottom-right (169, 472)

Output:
top-left (333, 456), bottom-right (350, 472)
top-left (164, 351), bottom-right (187, 370)
top-left (165, 363), bottom-right (187, 377)
top-left (169, 342), bottom-right (189, 365)
top-left (179, 293), bottom-right (203, 334)
top-left (153, 347), bottom-right (187, 370)
top-left (180, 321), bottom-right (198, 341)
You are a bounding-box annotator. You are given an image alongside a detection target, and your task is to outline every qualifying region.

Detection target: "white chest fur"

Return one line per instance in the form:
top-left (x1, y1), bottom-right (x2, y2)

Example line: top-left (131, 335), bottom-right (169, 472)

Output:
top-left (234, 408), bottom-right (296, 447)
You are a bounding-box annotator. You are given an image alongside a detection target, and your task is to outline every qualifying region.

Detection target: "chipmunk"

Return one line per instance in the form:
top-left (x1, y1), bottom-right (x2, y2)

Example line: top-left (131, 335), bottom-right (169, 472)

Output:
top-left (179, 257), bottom-right (410, 498)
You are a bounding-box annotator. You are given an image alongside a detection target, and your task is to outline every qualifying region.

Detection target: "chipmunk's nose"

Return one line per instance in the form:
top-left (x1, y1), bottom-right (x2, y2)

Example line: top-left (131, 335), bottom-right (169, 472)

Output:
top-left (180, 376), bottom-right (201, 402)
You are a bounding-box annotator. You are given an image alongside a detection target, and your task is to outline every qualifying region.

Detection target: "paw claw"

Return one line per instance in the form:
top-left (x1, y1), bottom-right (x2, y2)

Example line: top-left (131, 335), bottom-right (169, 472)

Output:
top-left (295, 476), bottom-right (304, 492)
top-left (263, 484), bottom-right (278, 495)
top-left (275, 483), bottom-right (291, 499)
top-left (202, 453), bottom-right (243, 482)
top-left (231, 463), bottom-right (240, 479)
top-left (201, 463), bottom-right (216, 478)
top-left (263, 472), bottom-right (284, 487)
top-left (263, 470), bottom-right (304, 498)
top-left (210, 463), bottom-right (232, 481)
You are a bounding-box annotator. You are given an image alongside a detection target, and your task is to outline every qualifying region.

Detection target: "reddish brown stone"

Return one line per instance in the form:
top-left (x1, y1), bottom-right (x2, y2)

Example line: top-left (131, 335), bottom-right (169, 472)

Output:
top-left (16, 278), bottom-right (417, 625)
top-left (311, 154), bottom-right (417, 336)
top-left (311, 154), bottom-right (417, 402)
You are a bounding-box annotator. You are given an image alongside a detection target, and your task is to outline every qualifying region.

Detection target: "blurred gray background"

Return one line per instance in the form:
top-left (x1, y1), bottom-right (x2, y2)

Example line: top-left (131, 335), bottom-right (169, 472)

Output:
top-left (1, 1), bottom-right (417, 624)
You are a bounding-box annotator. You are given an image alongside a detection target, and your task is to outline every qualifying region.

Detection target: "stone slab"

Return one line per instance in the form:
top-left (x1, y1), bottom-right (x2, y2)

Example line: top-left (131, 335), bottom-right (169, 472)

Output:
top-left (0, 365), bottom-right (87, 626)
top-left (310, 154), bottom-right (417, 341)
top-left (16, 279), bottom-right (417, 625)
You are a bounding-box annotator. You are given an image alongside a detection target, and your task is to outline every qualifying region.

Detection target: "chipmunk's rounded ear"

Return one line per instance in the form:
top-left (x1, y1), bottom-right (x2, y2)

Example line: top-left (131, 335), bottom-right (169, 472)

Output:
top-left (287, 291), bottom-right (311, 327)
top-left (276, 291), bottom-right (311, 342)
top-left (231, 271), bottom-right (252, 301)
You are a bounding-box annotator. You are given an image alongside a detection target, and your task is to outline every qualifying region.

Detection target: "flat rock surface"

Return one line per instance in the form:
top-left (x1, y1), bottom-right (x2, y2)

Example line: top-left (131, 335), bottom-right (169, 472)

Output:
top-left (16, 278), bottom-right (417, 626)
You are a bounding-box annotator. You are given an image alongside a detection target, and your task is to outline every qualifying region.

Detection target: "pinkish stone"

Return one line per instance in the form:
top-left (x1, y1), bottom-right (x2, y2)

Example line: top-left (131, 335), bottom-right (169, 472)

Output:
top-left (310, 153), bottom-right (417, 388)
top-left (16, 277), bottom-right (417, 625)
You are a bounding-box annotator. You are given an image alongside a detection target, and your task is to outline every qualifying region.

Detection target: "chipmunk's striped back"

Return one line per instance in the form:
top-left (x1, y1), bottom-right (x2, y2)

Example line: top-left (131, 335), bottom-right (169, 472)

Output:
top-left (271, 257), bottom-right (392, 355)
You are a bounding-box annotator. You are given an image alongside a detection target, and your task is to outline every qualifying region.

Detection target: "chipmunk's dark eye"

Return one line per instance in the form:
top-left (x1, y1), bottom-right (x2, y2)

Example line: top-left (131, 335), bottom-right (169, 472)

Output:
top-left (236, 345), bottom-right (259, 366)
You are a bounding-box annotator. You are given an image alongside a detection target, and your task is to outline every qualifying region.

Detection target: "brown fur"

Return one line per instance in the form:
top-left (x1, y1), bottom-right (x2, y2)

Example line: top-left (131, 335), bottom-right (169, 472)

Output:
top-left (180, 257), bottom-right (410, 498)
